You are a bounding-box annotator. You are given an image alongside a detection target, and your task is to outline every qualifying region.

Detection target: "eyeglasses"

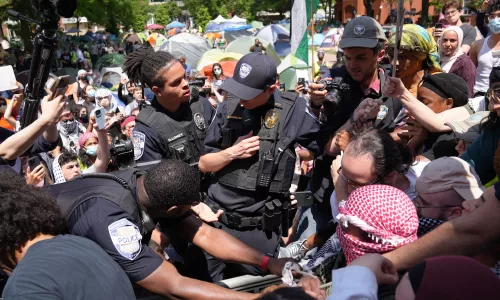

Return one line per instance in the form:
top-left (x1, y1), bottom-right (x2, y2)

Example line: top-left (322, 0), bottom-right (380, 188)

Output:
top-left (337, 167), bottom-right (381, 189)
top-left (445, 10), bottom-right (458, 17)
top-left (413, 194), bottom-right (457, 214)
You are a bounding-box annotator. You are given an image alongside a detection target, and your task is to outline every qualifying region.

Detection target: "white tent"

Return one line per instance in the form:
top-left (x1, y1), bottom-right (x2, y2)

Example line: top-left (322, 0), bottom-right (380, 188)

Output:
top-left (229, 15), bottom-right (247, 23)
top-left (158, 33), bottom-right (211, 68)
top-left (211, 15), bottom-right (229, 24)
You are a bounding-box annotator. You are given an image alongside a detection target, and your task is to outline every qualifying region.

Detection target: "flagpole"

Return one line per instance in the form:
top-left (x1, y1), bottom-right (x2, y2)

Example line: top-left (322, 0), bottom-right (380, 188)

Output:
top-left (311, 0), bottom-right (315, 79)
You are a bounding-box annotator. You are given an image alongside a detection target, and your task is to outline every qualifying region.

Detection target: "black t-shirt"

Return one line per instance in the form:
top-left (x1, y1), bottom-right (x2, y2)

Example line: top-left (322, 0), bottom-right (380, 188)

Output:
top-left (67, 198), bottom-right (163, 282)
top-left (2, 235), bottom-right (135, 300)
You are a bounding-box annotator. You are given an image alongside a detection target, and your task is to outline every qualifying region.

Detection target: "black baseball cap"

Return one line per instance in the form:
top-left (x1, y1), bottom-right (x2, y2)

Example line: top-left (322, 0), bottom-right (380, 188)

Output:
top-left (339, 16), bottom-right (386, 49)
top-left (220, 52), bottom-right (277, 100)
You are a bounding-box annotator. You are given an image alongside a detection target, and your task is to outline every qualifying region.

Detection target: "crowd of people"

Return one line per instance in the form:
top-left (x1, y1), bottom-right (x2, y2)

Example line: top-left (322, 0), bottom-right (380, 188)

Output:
top-left (3, 0), bottom-right (500, 299)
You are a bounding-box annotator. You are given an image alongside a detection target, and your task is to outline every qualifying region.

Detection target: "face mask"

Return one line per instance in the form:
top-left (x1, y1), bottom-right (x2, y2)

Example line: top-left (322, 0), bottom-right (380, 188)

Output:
top-left (490, 18), bottom-right (500, 34)
top-left (61, 120), bottom-right (77, 132)
top-left (85, 145), bottom-right (98, 156)
top-left (79, 114), bottom-right (89, 122)
top-left (87, 90), bottom-right (96, 99)
top-left (214, 69), bottom-right (222, 76)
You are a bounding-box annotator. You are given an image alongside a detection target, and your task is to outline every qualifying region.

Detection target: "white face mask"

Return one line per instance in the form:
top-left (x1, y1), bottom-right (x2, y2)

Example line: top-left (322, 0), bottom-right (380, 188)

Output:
top-left (214, 69), bottom-right (222, 76)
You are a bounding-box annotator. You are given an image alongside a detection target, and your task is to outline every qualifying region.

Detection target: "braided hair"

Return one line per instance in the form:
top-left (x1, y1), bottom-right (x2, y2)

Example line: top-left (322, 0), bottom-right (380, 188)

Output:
top-left (123, 48), bottom-right (177, 88)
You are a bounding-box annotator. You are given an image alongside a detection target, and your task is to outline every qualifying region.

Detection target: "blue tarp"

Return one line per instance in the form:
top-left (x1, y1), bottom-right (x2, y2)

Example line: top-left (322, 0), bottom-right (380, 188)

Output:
top-left (224, 25), bottom-right (252, 32)
top-left (167, 21), bottom-right (186, 29)
top-left (205, 22), bottom-right (247, 33)
top-left (274, 40), bottom-right (291, 57)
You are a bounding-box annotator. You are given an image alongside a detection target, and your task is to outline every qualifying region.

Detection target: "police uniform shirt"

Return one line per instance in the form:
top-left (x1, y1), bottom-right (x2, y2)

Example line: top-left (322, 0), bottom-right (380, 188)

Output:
top-left (0, 126), bottom-right (60, 171)
top-left (203, 90), bottom-right (328, 214)
top-left (133, 97), bottom-right (215, 163)
top-left (67, 197), bottom-right (163, 282)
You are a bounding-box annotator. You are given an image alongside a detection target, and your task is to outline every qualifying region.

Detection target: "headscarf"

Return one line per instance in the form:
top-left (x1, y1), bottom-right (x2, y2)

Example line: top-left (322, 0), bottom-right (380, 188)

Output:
top-left (95, 88), bottom-right (118, 113)
top-left (78, 132), bottom-right (97, 149)
top-left (439, 26), bottom-right (464, 73)
top-left (420, 73), bottom-right (469, 107)
top-left (336, 185), bottom-right (419, 263)
top-left (409, 256), bottom-right (500, 300)
top-left (389, 24), bottom-right (442, 74)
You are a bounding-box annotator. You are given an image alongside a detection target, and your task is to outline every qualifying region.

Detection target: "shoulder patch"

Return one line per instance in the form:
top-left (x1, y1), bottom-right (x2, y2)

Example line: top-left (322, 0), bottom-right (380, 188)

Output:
top-left (132, 131), bottom-right (146, 161)
top-left (108, 218), bottom-right (142, 260)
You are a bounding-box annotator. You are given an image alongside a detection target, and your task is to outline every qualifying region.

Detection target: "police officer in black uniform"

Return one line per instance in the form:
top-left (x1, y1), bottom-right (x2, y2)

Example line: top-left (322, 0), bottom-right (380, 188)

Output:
top-left (197, 53), bottom-right (330, 281)
top-left (48, 160), bottom-right (295, 300)
top-left (123, 48), bottom-right (214, 167)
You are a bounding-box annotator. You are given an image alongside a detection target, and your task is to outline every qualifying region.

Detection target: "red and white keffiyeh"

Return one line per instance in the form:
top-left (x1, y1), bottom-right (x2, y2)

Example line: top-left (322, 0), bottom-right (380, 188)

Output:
top-left (336, 184), bottom-right (419, 263)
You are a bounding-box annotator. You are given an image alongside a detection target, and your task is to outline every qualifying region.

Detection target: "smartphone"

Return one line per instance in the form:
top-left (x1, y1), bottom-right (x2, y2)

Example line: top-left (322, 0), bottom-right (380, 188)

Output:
top-left (94, 107), bottom-right (106, 130)
top-left (435, 23), bottom-right (443, 29)
top-left (28, 156), bottom-right (41, 171)
top-left (298, 78), bottom-right (305, 86)
top-left (54, 75), bottom-right (70, 97)
top-left (280, 83), bottom-right (286, 91)
top-left (292, 191), bottom-right (314, 207)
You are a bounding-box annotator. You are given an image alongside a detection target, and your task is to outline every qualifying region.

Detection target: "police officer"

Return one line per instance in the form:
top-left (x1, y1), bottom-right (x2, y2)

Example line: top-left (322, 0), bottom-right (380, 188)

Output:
top-left (123, 48), bottom-right (214, 167)
top-left (48, 160), bottom-right (296, 300)
top-left (197, 53), bottom-right (330, 281)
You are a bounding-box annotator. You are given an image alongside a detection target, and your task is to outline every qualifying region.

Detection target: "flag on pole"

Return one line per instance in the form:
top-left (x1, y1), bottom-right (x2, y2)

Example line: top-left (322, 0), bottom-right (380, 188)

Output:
top-left (291, 0), bottom-right (319, 65)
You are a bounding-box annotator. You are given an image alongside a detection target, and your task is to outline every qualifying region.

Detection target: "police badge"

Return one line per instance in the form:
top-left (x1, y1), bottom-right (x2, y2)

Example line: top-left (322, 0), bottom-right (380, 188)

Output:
top-left (377, 105), bottom-right (389, 120)
top-left (108, 218), bottom-right (142, 260)
top-left (132, 131), bottom-right (146, 160)
top-left (264, 109), bottom-right (279, 129)
top-left (193, 113), bottom-right (206, 131)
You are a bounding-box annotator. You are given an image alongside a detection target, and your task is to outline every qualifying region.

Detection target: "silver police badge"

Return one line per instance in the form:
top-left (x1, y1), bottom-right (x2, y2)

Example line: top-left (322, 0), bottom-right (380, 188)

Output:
top-left (239, 63), bottom-right (252, 79)
top-left (132, 131), bottom-right (146, 160)
top-left (108, 218), bottom-right (142, 260)
top-left (194, 113), bottom-right (206, 131)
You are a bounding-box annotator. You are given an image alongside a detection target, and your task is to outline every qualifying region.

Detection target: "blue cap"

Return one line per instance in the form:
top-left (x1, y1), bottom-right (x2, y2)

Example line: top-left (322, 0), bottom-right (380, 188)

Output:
top-left (220, 52), bottom-right (277, 100)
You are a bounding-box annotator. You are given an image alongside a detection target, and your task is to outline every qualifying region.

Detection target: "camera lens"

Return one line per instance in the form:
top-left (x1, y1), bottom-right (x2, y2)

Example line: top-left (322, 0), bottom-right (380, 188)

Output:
top-left (52, 0), bottom-right (77, 18)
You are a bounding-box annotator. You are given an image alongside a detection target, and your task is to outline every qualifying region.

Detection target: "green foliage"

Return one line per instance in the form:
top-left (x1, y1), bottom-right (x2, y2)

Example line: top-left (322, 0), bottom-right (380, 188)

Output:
top-left (194, 6), bottom-right (212, 30)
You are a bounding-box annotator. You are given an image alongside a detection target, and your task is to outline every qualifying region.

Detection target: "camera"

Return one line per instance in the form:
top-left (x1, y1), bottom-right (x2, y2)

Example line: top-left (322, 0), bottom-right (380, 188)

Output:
top-left (188, 77), bottom-right (207, 88)
top-left (318, 77), bottom-right (350, 110)
top-left (31, 0), bottom-right (77, 18)
top-left (110, 138), bottom-right (135, 170)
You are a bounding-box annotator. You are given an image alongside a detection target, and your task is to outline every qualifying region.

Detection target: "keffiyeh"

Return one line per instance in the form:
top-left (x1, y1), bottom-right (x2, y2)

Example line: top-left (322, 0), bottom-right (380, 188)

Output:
top-left (52, 154), bottom-right (66, 184)
top-left (336, 185), bottom-right (419, 263)
top-left (389, 24), bottom-right (442, 74)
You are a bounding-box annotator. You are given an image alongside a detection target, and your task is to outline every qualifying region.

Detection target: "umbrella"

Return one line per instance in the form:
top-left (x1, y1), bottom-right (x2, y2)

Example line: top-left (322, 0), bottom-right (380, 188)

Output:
top-left (54, 68), bottom-right (78, 84)
top-left (251, 21), bottom-right (264, 29)
top-left (308, 33), bottom-right (326, 46)
top-left (167, 21), bottom-right (186, 30)
top-left (146, 24), bottom-right (164, 30)
top-left (196, 50), bottom-right (243, 71)
top-left (202, 61), bottom-right (238, 78)
top-left (255, 24), bottom-right (290, 43)
top-left (95, 54), bottom-right (125, 72)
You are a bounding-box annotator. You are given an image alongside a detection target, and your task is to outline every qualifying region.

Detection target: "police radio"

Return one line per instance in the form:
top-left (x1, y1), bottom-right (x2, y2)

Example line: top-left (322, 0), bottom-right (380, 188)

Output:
top-left (257, 151), bottom-right (274, 189)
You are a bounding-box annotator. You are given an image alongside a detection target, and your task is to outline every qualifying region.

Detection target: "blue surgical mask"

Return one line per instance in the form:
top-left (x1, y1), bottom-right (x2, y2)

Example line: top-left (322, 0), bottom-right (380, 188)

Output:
top-left (85, 145), bottom-right (98, 156)
top-left (87, 90), bottom-right (96, 99)
top-left (490, 18), bottom-right (500, 34)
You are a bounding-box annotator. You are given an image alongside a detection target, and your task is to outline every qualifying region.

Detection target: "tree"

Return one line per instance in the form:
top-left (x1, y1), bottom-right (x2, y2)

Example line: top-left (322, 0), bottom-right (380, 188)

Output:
top-left (194, 6), bottom-right (212, 30)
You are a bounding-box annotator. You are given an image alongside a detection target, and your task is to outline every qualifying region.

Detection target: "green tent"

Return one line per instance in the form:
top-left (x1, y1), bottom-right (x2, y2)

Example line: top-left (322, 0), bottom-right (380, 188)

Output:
top-left (225, 36), bottom-right (280, 66)
top-left (279, 64), bottom-right (311, 92)
top-left (95, 54), bottom-right (125, 72)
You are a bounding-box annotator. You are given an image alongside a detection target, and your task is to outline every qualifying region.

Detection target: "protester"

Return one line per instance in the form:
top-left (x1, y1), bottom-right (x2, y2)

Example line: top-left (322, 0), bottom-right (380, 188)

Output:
top-left (79, 84), bottom-right (96, 113)
top-left (433, 2), bottom-right (477, 54)
top-left (250, 38), bottom-right (266, 53)
top-left (313, 50), bottom-right (331, 80)
top-left (57, 105), bottom-right (86, 153)
top-left (0, 93), bottom-right (20, 131)
top-left (15, 51), bottom-right (30, 73)
top-left (125, 86), bottom-right (148, 116)
top-left (77, 129), bottom-right (110, 174)
top-left (94, 88), bottom-right (124, 115)
top-left (388, 24), bottom-right (442, 95)
top-left (52, 149), bottom-right (81, 183)
top-left (178, 54), bottom-right (193, 79)
top-left (118, 76), bottom-right (136, 105)
top-left (0, 172), bottom-right (136, 299)
top-left (207, 62), bottom-right (227, 106)
top-left (439, 26), bottom-right (476, 95)
top-left (121, 116), bottom-right (135, 138)
top-left (470, 1), bottom-right (500, 98)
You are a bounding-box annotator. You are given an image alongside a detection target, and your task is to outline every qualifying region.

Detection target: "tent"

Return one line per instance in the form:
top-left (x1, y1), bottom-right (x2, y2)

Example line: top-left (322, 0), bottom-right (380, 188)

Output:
top-left (319, 35), bottom-right (335, 49)
top-left (255, 24), bottom-right (290, 43)
top-left (166, 21), bottom-right (186, 30)
top-left (229, 15), bottom-right (247, 23)
top-left (225, 36), bottom-right (281, 66)
top-left (308, 33), bottom-right (326, 46)
top-left (277, 54), bottom-right (311, 91)
top-left (158, 33), bottom-right (211, 68)
top-left (211, 15), bottom-right (230, 24)
top-left (224, 27), bottom-right (254, 44)
top-left (196, 49), bottom-right (243, 71)
top-left (202, 61), bottom-right (238, 78)
top-left (95, 54), bottom-right (125, 72)
top-left (251, 21), bottom-right (264, 29)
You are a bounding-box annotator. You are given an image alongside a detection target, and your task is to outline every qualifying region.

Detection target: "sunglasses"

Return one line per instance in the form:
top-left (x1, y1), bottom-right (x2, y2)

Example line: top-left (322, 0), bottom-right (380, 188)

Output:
top-left (337, 167), bottom-right (381, 189)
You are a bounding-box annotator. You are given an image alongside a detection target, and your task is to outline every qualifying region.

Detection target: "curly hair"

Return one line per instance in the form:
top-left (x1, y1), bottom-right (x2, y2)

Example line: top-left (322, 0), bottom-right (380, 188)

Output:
top-left (123, 48), bottom-right (177, 89)
top-left (346, 127), bottom-right (415, 178)
top-left (0, 172), bottom-right (67, 270)
top-left (143, 160), bottom-right (200, 211)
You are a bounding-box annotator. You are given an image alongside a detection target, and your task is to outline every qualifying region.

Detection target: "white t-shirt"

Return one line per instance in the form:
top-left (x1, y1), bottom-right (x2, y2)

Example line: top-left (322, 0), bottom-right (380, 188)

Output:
top-left (330, 160), bottom-right (429, 220)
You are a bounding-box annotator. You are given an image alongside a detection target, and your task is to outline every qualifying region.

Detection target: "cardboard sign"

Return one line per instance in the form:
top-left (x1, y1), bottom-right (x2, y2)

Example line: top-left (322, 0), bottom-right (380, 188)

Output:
top-left (0, 65), bottom-right (18, 92)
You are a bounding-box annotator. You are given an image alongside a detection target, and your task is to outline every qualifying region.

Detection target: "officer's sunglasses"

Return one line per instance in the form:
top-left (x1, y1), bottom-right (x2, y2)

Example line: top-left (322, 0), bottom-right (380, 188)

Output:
top-left (337, 167), bottom-right (381, 189)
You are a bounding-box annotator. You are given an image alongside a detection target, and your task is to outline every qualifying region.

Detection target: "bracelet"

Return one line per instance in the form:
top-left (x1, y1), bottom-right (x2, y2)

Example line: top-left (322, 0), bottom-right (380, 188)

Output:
top-left (260, 255), bottom-right (270, 271)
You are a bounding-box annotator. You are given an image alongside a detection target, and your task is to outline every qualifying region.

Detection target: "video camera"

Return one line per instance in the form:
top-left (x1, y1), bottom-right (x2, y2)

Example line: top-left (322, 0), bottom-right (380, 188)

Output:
top-left (31, 0), bottom-right (77, 18)
top-left (110, 137), bottom-right (136, 170)
top-left (188, 77), bottom-right (207, 88)
top-left (317, 77), bottom-right (350, 110)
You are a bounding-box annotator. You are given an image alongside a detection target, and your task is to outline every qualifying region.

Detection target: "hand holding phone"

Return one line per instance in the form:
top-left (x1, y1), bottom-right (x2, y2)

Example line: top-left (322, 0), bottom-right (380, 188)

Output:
top-left (94, 107), bottom-right (106, 130)
top-left (28, 156), bottom-right (42, 171)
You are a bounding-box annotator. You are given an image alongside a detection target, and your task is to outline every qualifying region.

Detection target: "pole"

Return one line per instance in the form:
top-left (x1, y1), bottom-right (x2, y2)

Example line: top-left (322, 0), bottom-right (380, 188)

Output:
top-left (311, 0), bottom-right (315, 79)
top-left (392, 0), bottom-right (404, 77)
top-left (290, 0), bottom-right (293, 39)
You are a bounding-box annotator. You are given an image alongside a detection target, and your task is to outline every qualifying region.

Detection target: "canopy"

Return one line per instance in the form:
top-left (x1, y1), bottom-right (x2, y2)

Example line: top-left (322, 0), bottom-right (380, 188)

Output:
top-left (146, 24), bottom-right (164, 30)
top-left (255, 24), bottom-right (290, 43)
top-left (320, 35), bottom-right (335, 49)
top-left (196, 49), bottom-right (243, 71)
top-left (95, 54), bottom-right (125, 72)
top-left (229, 16), bottom-right (247, 23)
top-left (277, 54), bottom-right (308, 74)
top-left (167, 21), bottom-right (186, 30)
top-left (211, 15), bottom-right (229, 24)
top-left (251, 21), bottom-right (264, 29)
top-left (224, 25), bottom-right (252, 32)
top-left (308, 33), bottom-right (326, 46)
top-left (202, 61), bottom-right (238, 78)
top-left (158, 33), bottom-right (211, 68)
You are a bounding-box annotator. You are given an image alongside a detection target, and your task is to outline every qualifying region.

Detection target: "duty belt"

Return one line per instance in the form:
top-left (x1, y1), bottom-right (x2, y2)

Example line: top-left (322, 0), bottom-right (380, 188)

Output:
top-left (204, 198), bottom-right (263, 230)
